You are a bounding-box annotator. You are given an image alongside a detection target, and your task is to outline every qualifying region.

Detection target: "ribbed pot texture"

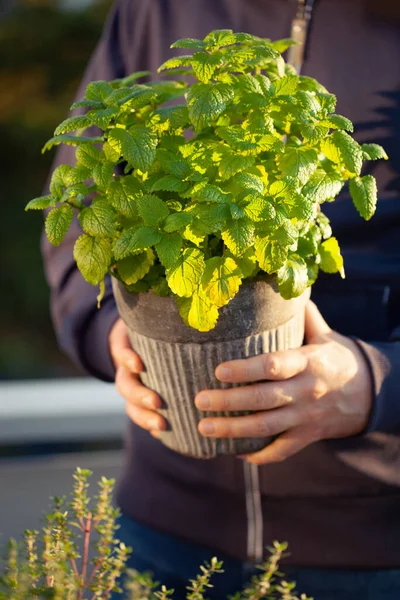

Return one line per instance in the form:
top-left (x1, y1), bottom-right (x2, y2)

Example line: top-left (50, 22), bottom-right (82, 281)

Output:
top-left (112, 277), bottom-right (310, 459)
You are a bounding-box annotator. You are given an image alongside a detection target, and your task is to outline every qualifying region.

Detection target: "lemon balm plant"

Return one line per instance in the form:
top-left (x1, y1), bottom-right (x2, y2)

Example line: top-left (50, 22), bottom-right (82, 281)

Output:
top-left (27, 30), bottom-right (387, 458)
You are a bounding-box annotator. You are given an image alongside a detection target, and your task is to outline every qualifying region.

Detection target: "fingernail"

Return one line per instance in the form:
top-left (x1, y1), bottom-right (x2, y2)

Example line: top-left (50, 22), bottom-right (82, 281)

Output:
top-left (217, 366), bottom-right (232, 380)
top-left (143, 396), bottom-right (156, 409)
top-left (200, 421), bottom-right (215, 435)
top-left (196, 394), bottom-right (210, 409)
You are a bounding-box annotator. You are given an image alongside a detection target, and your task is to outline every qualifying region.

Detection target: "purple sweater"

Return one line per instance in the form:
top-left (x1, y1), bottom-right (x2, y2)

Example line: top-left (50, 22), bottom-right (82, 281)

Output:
top-left (42, 0), bottom-right (400, 568)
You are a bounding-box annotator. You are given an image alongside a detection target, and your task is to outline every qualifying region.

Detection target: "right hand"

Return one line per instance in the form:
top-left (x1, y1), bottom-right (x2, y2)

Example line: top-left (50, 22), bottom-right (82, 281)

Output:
top-left (109, 318), bottom-right (166, 437)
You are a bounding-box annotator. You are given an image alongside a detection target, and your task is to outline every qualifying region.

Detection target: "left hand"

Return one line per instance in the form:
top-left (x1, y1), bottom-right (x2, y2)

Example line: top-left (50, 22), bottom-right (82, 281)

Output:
top-left (195, 301), bottom-right (373, 465)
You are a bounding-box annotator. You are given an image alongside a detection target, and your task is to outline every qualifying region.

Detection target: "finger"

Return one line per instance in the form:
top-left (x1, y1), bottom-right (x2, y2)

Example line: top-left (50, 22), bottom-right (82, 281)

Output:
top-left (198, 405), bottom-right (302, 439)
top-left (125, 401), bottom-right (167, 432)
top-left (115, 367), bottom-right (162, 410)
top-left (215, 349), bottom-right (308, 383)
top-left (305, 300), bottom-right (331, 342)
top-left (195, 375), bottom-right (311, 413)
top-left (242, 425), bottom-right (318, 465)
top-left (109, 319), bottom-right (144, 373)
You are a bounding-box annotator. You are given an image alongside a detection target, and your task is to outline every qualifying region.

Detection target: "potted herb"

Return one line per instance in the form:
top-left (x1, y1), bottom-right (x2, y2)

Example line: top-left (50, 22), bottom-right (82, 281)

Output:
top-left (27, 29), bottom-right (388, 458)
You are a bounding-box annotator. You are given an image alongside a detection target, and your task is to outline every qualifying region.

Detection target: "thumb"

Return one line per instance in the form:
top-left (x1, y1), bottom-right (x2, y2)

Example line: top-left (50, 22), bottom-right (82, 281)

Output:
top-left (304, 300), bottom-right (331, 342)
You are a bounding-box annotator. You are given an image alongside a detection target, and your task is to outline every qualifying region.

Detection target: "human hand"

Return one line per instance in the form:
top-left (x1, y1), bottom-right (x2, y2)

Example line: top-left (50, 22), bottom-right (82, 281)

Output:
top-left (195, 301), bottom-right (373, 464)
top-left (110, 318), bottom-right (166, 436)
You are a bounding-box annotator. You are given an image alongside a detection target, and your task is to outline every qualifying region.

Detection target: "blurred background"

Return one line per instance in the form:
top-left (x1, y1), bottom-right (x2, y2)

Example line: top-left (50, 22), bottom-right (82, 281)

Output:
top-left (0, 0), bottom-right (124, 544)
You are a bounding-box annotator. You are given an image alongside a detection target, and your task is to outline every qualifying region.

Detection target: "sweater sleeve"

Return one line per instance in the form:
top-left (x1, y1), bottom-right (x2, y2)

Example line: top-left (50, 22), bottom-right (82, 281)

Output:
top-left (42, 0), bottom-right (133, 382)
top-left (356, 328), bottom-right (400, 434)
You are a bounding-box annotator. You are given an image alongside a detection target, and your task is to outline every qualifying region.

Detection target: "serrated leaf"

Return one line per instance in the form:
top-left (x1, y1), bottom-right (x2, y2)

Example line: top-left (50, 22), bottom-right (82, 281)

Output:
top-left (93, 162), bottom-right (114, 189)
top-left (321, 130), bottom-right (362, 175)
top-left (227, 247), bottom-right (258, 278)
top-left (151, 175), bottom-right (189, 194)
top-left (233, 172), bottom-right (264, 194)
top-left (117, 249), bottom-right (155, 285)
top-left (182, 289), bottom-right (219, 332)
top-left (285, 195), bottom-right (316, 221)
top-left (136, 194), bottom-right (170, 227)
top-left (201, 256), bottom-right (242, 308)
top-left (277, 255), bottom-right (309, 299)
top-left (108, 126), bottom-right (157, 172)
top-left (230, 203), bottom-right (245, 219)
top-left (50, 165), bottom-right (74, 197)
top-left (86, 81), bottom-right (113, 103)
top-left (255, 235), bottom-right (288, 272)
top-left (171, 38), bottom-right (207, 50)
top-left (302, 171), bottom-right (344, 202)
top-left (296, 91), bottom-right (322, 116)
top-left (269, 178), bottom-right (296, 200)
top-left (45, 205), bottom-right (74, 246)
top-left (275, 220), bottom-right (299, 247)
top-left (113, 226), bottom-right (162, 260)
top-left (60, 182), bottom-right (88, 202)
top-left (78, 200), bottom-right (116, 238)
top-left (155, 233), bottom-right (182, 269)
top-left (221, 219), bottom-right (255, 256)
top-left (277, 147), bottom-right (318, 185)
top-left (316, 212), bottom-right (332, 239)
top-left (191, 52), bottom-right (221, 83)
top-left (164, 212), bottom-right (193, 233)
top-left (118, 71), bottom-right (152, 85)
top-left (158, 55), bottom-right (193, 72)
top-left (271, 38), bottom-right (297, 52)
top-left (315, 92), bottom-right (337, 112)
top-left (319, 237), bottom-right (344, 277)
top-left (42, 134), bottom-right (103, 153)
top-left (274, 74), bottom-right (298, 96)
top-left (55, 116), bottom-right (91, 136)
top-left (243, 196), bottom-right (275, 223)
top-left (153, 105), bottom-right (190, 131)
top-left (105, 85), bottom-right (156, 109)
top-left (349, 175), bottom-right (378, 221)
top-left (25, 195), bottom-right (56, 211)
top-left (107, 176), bottom-right (141, 217)
top-left (194, 184), bottom-right (229, 204)
top-left (191, 203), bottom-right (231, 234)
top-left (361, 143), bottom-right (388, 161)
top-left (76, 143), bottom-right (103, 169)
top-left (219, 152), bottom-right (255, 179)
top-left (87, 106), bottom-right (119, 129)
top-left (71, 98), bottom-right (103, 110)
top-left (320, 114), bottom-right (354, 132)
top-left (166, 247), bottom-right (205, 297)
top-left (187, 82), bottom-right (234, 131)
top-left (74, 235), bottom-right (112, 285)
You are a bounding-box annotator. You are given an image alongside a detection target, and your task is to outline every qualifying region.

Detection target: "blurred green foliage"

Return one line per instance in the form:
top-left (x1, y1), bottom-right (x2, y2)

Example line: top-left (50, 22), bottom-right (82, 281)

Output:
top-left (0, 0), bottom-right (112, 379)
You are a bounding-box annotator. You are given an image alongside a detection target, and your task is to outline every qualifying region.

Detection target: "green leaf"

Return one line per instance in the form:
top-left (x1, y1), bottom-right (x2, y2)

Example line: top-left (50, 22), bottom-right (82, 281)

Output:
top-left (42, 134), bottom-right (103, 153)
top-left (274, 74), bottom-right (298, 96)
top-left (269, 178), bottom-right (296, 201)
top-left (171, 38), bottom-right (207, 50)
top-left (179, 289), bottom-right (219, 332)
top-left (87, 106), bottom-right (119, 129)
top-left (78, 200), bottom-right (116, 238)
top-left (50, 165), bottom-right (74, 197)
top-left (228, 247), bottom-right (258, 278)
top-left (155, 233), bottom-right (182, 269)
top-left (233, 172), bottom-right (264, 194)
top-left (117, 249), bottom-right (155, 285)
top-left (302, 170), bottom-right (344, 202)
top-left (151, 175), bottom-right (189, 194)
top-left (190, 203), bottom-right (231, 234)
top-left (191, 52), bottom-right (221, 83)
top-left (221, 219), bottom-right (255, 256)
top-left (105, 85), bottom-right (156, 109)
top-left (349, 175), bottom-right (378, 221)
top-left (118, 71), bottom-right (152, 85)
top-left (108, 126), bottom-right (157, 172)
top-left (255, 235), bottom-right (288, 272)
top-left (25, 195), bottom-right (56, 211)
top-left (45, 205), bottom-right (74, 246)
top-left (107, 176), bottom-right (141, 217)
top-left (320, 114), bottom-right (354, 132)
top-left (76, 143), bottom-right (103, 169)
top-left (54, 116), bottom-right (91, 136)
top-left (86, 81), bottom-right (113, 103)
top-left (74, 235), bottom-right (112, 285)
top-left (315, 92), bottom-right (337, 112)
top-left (296, 91), bottom-right (322, 116)
top-left (194, 184), bottom-right (229, 204)
top-left (243, 196), bottom-right (275, 223)
top-left (321, 130), bottom-right (363, 175)
top-left (113, 226), bottom-right (162, 260)
top-left (277, 147), bottom-right (319, 185)
top-left (158, 55), bottom-right (193, 72)
top-left (316, 212), bottom-right (332, 239)
top-left (361, 143), bottom-right (389, 161)
top-left (277, 255), bottom-right (309, 299)
top-left (93, 162), bottom-right (114, 189)
top-left (166, 248), bottom-right (205, 297)
top-left (201, 256), bottom-right (242, 308)
top-left (164, 212), bottom-right (193, 233)
top-left (218, 152), bottom-right (255, 180)
top-left (319, 237), bottom-right (345, 278)
top-left (136, 194), bottom-right (170, 226)
top-left (187, 82), bottom-right (234, 131)
top-left (156, 150), bottom-right (192, 179)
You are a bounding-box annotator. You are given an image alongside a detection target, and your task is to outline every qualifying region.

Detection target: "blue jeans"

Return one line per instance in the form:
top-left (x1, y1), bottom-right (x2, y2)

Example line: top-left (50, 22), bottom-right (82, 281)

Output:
top-left (112, 514), bottom-right (400, 599)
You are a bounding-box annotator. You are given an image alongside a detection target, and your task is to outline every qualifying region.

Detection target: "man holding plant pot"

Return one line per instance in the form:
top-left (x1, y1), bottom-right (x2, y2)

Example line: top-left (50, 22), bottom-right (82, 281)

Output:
top-left (43, 0), bottom-right (400, 598)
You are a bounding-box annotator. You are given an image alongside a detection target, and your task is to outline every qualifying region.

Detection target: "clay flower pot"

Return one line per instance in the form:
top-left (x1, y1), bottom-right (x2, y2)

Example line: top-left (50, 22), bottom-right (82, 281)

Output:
top-left (113, 277), bottom-right (310, 459)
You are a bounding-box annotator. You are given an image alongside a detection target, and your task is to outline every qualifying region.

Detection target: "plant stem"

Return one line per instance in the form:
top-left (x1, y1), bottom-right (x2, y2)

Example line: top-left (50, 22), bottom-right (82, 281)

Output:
top-left (78, 512), bottom-right (92, 600)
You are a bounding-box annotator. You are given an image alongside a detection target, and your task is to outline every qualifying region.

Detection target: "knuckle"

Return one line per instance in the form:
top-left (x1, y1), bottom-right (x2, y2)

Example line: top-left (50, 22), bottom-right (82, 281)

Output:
top-left (309, 377), bottom-right (327, 402)
top-left (252, 385), bottom-right (267, 410)
top-left (265, 354), bottom-right (280, 378)
top-left (258, 414), bottom-right (275, 437)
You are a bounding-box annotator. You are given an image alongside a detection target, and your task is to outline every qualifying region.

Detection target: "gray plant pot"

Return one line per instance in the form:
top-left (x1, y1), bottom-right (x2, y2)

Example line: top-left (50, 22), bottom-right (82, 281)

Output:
top-left (112, 277), bottom-right (310, 459)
